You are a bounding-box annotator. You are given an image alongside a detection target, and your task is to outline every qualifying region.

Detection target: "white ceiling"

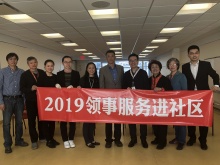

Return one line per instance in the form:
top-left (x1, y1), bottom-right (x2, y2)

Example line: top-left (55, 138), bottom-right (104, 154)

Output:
top-left (0, 0), bottom-right (220, 60)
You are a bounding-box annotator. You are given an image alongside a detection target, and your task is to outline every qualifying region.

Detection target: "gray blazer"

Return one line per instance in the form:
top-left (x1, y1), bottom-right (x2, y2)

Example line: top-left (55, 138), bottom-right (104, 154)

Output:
top-left (99, 64), bottom-right (124, 89)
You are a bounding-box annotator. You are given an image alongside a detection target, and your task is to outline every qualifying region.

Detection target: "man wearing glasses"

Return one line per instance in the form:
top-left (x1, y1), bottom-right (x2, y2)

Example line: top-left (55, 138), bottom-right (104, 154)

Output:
top-left (122, 53), bottom-right (149, 148)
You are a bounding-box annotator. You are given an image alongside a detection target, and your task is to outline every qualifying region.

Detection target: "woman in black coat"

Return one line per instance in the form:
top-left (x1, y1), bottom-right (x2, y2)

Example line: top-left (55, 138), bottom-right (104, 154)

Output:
top-left (79, 62), bottom-right (100, 148)
top-left (40, 59), bottom-right (60, 148)
top-left (148, 60), bottom-right (173, 150)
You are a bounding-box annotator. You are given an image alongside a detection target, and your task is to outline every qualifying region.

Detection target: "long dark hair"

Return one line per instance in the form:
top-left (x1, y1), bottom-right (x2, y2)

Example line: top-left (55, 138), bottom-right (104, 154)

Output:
top-left (83, 62), bottom-right (98, 78)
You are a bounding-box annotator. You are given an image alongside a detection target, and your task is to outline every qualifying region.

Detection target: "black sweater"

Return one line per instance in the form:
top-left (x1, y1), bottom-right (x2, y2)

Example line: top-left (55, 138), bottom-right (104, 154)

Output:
top-left (123, 69), bottom-right (150, 90)
top-left (80, 76), bottom-right (99, 89)
top-left (40, 73), bottom-right (57, 87)
top-left (20, 69), bottom-right (46, 101)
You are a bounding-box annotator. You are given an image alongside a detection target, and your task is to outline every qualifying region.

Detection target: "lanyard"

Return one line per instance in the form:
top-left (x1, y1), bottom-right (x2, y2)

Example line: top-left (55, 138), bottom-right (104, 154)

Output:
top-left (30, 70), bottom-right (38, 82)
top-left (130, 68), bottom-right (140, 79)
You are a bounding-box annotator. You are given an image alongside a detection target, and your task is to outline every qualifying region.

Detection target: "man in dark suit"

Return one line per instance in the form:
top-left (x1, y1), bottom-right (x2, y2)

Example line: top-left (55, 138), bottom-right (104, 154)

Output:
top-left (99, 50), bottom-right (124, 148)
top-left (182, 45), bottom-right (219, 150)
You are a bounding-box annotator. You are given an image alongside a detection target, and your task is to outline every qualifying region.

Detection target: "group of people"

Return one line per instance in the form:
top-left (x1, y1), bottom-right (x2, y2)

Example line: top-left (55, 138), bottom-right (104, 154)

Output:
top-left (0, 45), bottom-right (219, 154)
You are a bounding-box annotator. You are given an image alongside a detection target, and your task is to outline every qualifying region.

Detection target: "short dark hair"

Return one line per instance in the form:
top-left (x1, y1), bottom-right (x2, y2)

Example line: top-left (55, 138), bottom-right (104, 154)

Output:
top-left (62, 56), bottom-right (72, 62)
top-left (188, 45), bottom-right (200, 54)
top-left (44, 59), bottom-right (54, 66)
top-left (148, 60), bottom-right (162, 70)
top-left (27, 56), bottom-right (37, 63)
top-left (6, 52), bottom-right (19, 61)
top-left (105, 50), bottom-right (115, 56)
top-left (128, 53), bottom-right (139, 61)
top-left (166, 58), bottom-right (180, 70)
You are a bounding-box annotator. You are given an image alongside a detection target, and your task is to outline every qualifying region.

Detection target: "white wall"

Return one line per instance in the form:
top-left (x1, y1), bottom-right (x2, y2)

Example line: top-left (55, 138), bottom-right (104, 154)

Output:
top-left (0, 42), bottom-right (63, 121)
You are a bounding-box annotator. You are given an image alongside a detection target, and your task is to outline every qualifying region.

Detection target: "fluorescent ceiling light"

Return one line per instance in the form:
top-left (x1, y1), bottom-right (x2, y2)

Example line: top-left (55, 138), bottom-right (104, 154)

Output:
top-left (41, 33), bottom-right (64, 38)
top-left (101, 31), bottom-right (120, 36)
top-left (115, 52), bottom-right (122, 54)
top-left (107, 41), bottom-right (121, 45)
top-left (93, 57), bottom-right (100, 59)
top-left (116, 57), bottom-right (122, 58)
top-left (89, 9), bottom-right (118, 19)
top-left (89, 56), bottom-right (97, 58)
top-left (177, 3), bottom-right (216, 15)
top-left (61, 43), bottom-right (78, 46)
top-left (160, 27), bottom-right (183, 33)
top-left (146, 46), bottom-right (159, 49)
top-left (82, 53), bottom-right (93, 55)
top-left (1, 14), bottom-right (38, 23)
top-left (139, 56), bottom-right (146, 58)
top-left (74, 49), bottom-right (87, 51)
top-left (115, 55), bottom-right (122, 57)
top-left (139, 54), bottom-right (148, 56)
top-left (151, 39), bottom-right (168, 43)
top-left (110, 48), bottom-right (121, 50)
top-left (143, 49), bottom-right (154, 53)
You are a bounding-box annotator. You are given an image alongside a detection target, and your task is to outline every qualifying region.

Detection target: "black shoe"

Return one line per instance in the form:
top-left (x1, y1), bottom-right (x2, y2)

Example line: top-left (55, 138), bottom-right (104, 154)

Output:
top-left (105, 142), bottom-right (112, 148)
top-left (128, 140), bottom-right (137, 148)
top-left (200, 143), bottom-right (208, 150)
top-left (169, 138), bottom-right (177, 144)
top-left (46, 141), bottom-right (56, 148)
top-left (151, 139), bottom-right (159, 145)
top-left (87, 143), bottom-right (95, 148)
top-left (186, 139), bottom-right (196, 146)
top-left (5, 147), bottom-right (12, 154)
top-left (15, 141), bottom-right (29, 147)
top-left (51, 139), bottom-right (60, 145)
top-left (141, 139), bottom-right (148, 148)
top-left (92, 141), bottom-right (100, 145)
top-left (115, 141), bottom-right (123, 147)
top-left (176, 143), bottom-right (184, 150)
top-left (156, 144), bottom-right (166, 150)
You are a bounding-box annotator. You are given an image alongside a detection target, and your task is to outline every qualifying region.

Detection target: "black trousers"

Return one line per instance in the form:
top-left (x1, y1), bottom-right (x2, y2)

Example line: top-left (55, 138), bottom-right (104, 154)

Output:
top-left (188, 126), bottom-right (208, 143)
top-left (152, 125), bottom-right (167, 146)
top-left (83, 123), bottom-right (95, 144)
top-left (105, 123), bottom-right (121, 142)
top-left (42, 121), bottom-right (55, 142)
top-left (26, 100), bottom-right (45, 143)
top-left (129, 124), bottom-right (147, 141)
top-left (60, 122), bottom-right (76, 142)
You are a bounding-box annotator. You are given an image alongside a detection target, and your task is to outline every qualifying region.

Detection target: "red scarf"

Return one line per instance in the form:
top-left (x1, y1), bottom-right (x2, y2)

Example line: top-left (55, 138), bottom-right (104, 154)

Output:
top-left (151, 73), bottom-right (162, 90)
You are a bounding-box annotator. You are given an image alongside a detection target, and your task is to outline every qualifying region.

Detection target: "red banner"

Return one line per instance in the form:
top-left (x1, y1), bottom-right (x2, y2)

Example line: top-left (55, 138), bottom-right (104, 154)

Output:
top-left (37, 87), bottom-right (213, 126)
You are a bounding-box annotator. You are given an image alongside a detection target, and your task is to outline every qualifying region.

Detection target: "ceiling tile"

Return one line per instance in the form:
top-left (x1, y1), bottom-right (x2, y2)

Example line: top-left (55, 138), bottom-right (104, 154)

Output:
top-left (148, 5), bottom-right (182, 16)
top-left (146, 15), bottom-right (173, 24)
top-left (30, 13), bottom-right (63, 22)
top-left (119, 0), bottom-right (153, 8)
top-left (152, 0), bottom-right (187, 6)
top-left (94, 19), bottom-right (119, 27)
top-left (120, 7), bottom-right (150, 18)
top-left (69, 20), bottom-right (95, 28)
top-left (44, 0), bottom-right (85, 12)
top-left (58, 11), bottom-right (91, 21)
top-left (120, 17), bottom-right (146, 25)
top-left (7, 1), bottom-right (54, 14)
top-left (44, 21), bottom-right (71, 28)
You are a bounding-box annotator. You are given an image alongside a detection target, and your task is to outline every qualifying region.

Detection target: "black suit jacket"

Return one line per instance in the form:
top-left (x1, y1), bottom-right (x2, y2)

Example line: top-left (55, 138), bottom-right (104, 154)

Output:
top-left (56, 70), bottom-right (80, 87)
top-left (182, 60), bottom-right (219, 90)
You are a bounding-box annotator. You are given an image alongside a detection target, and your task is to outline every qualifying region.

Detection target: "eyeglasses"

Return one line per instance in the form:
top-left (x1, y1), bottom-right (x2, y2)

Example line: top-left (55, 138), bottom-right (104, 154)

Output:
top-left (189, 51), bottom-right (199, 55)
top-left (169, 63), bottom-right (177, 67)
top-left (129, 60), bottom-right (138, 63)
